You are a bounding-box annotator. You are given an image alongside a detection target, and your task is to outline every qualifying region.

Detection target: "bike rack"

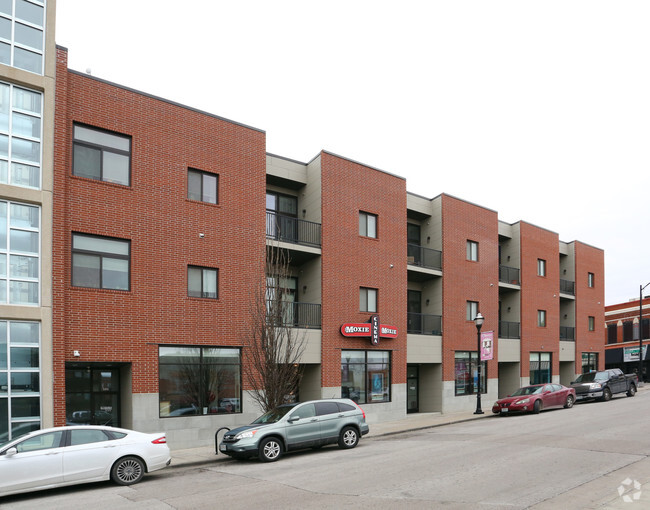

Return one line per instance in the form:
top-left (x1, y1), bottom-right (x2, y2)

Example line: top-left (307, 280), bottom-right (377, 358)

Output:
top-left (215, 427), bottom-right (230, 455)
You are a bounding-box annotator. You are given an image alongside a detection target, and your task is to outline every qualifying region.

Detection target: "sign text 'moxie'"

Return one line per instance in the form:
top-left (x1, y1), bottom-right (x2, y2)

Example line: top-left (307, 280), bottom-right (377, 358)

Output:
top-left (340, 315), bottom-right (398, 346)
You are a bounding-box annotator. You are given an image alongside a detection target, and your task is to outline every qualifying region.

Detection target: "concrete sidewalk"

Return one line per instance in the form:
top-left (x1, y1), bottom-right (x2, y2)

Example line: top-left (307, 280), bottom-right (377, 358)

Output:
top-left (169, 408), bottom-right (490, 468)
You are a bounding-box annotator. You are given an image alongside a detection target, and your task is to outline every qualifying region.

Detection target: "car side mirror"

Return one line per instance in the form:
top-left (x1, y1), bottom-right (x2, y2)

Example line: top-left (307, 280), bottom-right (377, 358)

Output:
top-left (288, 416), bottom-right (299, 423)
top-left (5, 447), bottom-right (17, 457)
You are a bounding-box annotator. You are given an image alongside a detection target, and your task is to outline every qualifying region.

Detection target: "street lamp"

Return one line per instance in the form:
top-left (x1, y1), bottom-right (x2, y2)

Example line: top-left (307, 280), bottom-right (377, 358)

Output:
top-left (474, 312), bottom-right (485, 415)
top-left (640, 283), bottom-right (650, 385)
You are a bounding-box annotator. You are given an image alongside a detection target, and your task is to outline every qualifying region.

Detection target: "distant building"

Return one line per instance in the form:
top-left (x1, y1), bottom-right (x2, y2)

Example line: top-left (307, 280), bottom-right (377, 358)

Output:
top-left (604, 296), bottom-right (650, 380)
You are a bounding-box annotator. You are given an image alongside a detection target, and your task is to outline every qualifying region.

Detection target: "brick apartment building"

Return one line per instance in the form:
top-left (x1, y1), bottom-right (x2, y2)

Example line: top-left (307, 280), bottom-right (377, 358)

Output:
top-left (0, 1), bottom-right (606, 449)
top-left (604, 296), bottom-right (650, 380)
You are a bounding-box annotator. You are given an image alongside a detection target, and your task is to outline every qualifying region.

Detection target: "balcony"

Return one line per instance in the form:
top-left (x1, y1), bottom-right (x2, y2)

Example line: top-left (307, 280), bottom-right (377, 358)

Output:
top-left (499, 265), bottom-right (520, 285)
top-left (499, 321), bottom-right (520, 339)
top-left (267, 301), bottom-right (321, 329)
top-left (407, 244), bottom-right (442, 270)
top-left (266, 211), bottom-right (321, 248)
top-left (560, 326), bottom-right (575, 341)
top-left (560, 279), bottom-right (575, 295)
top-left (407, 313), bottom-right (442, 335)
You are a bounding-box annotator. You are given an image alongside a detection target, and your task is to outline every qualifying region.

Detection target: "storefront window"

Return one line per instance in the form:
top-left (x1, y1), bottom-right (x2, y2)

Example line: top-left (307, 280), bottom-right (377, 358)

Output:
top-left (530, 352), bottom-right (551, 384)
top-left (454, 351), bottom-right (486, 396)
top-left (159, 346), bottom-right (241, 416)
top-left (581, 352), bottom-right (598, 373)
top-left (341, 350), bottom-right (390, 404)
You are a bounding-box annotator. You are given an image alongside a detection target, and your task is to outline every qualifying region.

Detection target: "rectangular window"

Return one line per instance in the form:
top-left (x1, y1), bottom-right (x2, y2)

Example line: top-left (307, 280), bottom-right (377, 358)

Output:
top-left (359, 211), bottom-right (377, 238)
top-left (537, 259), bottom-right (546, 277)
top-left (341, 350), bottom-right (390, 404)
top-left (530, 352), bottom-right (551, 384)
top-left (581, 352), bottom-right (598, 373)
top-left (72, 233), bottom-right (130, 291)
top-left (454, 351), bottom-right (487, 396)
top-left (187, 168), bottom-right (218, 204)
top-left (466, 240), bottom-right (478, 261)
top-left (359, 287), bottom-right (377, 313)
top-left (538, 310), bottom-right (546, 327)
top-left (0, 320), bottom-right (41, 443)
top-left (466, 301), bottom-right (479, 321)
top-left (0, 0), bottom-right (44, 74)
top-left (607, 323), bottom-right (617, 344)
top-left (266, 192), bottom-right (298, 242)
top-left (188, 266), bottom-right (218, 299)
top-left (159, 346), bottom-right (241, 416)
top-left (588, 272), bottom-right (594, 288)
top-left (73, 124), bottom-right (131, 186)
top-left (0, 82), bottom-right (42, 189)
top-left (0, 200), bottom-right (40, 304)
top-left (588, 316), bottom-right (595, 331)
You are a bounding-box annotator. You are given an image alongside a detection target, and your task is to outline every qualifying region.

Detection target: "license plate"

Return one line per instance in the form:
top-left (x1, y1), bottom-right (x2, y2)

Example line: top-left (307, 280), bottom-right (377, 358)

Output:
top-left (219, 444), bottom-right (227, 452)
top-left (500, 408), bottom-right (508, 413)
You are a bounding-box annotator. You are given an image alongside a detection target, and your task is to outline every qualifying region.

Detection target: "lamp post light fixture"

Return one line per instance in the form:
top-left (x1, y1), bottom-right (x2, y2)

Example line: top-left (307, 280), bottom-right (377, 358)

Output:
top-left (474, 312), bottom-right (485, 415)
top-left (640, 283), bottom-right (650, 385)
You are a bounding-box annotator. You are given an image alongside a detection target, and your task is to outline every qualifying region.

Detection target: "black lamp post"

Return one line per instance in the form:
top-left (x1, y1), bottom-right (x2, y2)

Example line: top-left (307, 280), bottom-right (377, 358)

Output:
top-left (474, 312), bottom-right (485, 415)
top-left (640, 283), bottom-right (650, 385)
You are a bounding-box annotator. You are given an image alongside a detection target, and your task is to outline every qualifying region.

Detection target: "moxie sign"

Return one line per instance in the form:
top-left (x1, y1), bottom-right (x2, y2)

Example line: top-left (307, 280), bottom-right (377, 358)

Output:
top-left (340, 315), bottom-right (398, 345)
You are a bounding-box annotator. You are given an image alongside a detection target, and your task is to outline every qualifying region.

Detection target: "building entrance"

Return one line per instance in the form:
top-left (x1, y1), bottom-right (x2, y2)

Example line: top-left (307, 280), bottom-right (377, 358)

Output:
top-left (407, 365), bottom-right (419, 413)
top-left (65, 364), bottom-right (122, 426)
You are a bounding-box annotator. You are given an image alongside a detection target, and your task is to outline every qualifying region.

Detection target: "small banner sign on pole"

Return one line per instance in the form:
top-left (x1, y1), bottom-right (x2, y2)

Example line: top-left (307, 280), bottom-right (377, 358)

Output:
top-left (480, 331), bottom-right (494, 361)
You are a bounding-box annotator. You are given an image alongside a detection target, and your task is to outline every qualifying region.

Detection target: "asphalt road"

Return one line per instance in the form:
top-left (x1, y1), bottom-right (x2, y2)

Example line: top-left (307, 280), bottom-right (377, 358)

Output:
top-left (3, 391), bottom-right (650, 509)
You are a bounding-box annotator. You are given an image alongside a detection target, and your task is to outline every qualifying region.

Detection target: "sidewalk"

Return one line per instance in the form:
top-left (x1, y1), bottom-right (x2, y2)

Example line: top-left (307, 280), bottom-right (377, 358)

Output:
top-left (169, 408), bottom-right (490, 468)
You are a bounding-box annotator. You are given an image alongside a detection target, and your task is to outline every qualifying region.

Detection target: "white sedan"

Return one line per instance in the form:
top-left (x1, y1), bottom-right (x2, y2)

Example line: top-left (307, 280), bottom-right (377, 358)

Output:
top-left (0, 425), bottom-right (171, 497)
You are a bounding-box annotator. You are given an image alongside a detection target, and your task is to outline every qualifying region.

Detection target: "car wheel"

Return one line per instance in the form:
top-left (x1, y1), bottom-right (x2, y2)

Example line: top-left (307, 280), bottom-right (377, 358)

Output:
top-left (111, 456), bottom-right (145, 486)
top-left (602, 388), bottom-right (612, 401)
top-left (533, 399), bottom-right (542, 414)
top-left (258, 437), bottom-right (283, 462)
top-left (564, 395), bottom-right (575, 409)
top-left (338, 426), bottom-right (359, 449)
top-left (627, 384), bottom-right (636, 397)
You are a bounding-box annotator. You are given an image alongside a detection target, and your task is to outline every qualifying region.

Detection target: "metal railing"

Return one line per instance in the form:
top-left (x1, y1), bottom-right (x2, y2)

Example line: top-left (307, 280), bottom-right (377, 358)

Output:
top-left (407, 313), bottom-right (442, 335)
top-left (267, 301), bottom-right (321, 329)
top-left (266, 211), bottom-right (321, 248)
top-left (560, 326), bottom-right (575, 341)
top-left (499, 321), bottom-right (520, 339)
top-left (407, 244), bottom-right (442, 270)
top-left (560, 279), bottom-right (575, 295)
top-left (499, 265), bottom-right (520, 285)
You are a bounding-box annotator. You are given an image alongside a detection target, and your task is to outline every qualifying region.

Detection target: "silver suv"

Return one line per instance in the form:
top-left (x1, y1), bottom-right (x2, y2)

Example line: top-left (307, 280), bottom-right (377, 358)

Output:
top-left (219, 399), bottom-right (370, 462)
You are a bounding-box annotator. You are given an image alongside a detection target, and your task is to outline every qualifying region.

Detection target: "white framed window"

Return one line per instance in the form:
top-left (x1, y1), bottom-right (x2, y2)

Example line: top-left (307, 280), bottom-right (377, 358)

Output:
top-left (466, 240), bottom-right (478, 261)
top-left (537, 259), bottom-right (546, 277)
top-left (359, 212), bottom-right (377, 238)
top-left (360, 287), bottom-right (377, 313)
top-left (0, 0), bottom-right (45, 74)
top-left (466, 301), bottom-right (479, 321)
top-left (538, 310), bottom-right (546, 327)
top-left (0, 81), bottom-right (42, 189)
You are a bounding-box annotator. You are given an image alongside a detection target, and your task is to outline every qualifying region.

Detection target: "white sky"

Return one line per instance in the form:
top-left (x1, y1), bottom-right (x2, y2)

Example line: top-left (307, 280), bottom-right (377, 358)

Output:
top-left (54, 0), bottom-right (650, 306)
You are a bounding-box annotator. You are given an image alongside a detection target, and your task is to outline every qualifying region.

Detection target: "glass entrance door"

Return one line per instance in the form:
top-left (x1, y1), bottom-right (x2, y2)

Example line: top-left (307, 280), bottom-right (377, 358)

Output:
top-left (65, 366), bottom-right (120, 426)
top-left (407, 365), bottom-right (419, 413)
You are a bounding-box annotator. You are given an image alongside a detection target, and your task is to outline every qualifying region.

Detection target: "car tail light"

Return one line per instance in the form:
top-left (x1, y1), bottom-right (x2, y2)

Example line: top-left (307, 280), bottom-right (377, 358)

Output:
top-left (152, 436), bottom-right (167, 444)
top-left (355, 403), bottom-right (366, 419)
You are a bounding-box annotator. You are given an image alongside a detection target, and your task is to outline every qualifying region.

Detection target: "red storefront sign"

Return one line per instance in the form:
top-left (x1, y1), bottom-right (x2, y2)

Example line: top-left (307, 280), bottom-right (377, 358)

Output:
top-left (340, 315), bottom-right (398, 345)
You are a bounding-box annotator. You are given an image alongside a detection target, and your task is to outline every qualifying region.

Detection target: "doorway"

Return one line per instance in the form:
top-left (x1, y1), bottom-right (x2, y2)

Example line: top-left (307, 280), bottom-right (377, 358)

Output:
top-left (65, 365), bottom-right (122, 426)
top-left (407, 365), bottom-right (419, 413)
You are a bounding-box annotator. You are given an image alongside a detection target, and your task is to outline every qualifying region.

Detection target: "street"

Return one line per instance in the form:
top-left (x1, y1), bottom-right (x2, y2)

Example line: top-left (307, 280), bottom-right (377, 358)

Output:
top-left (3, 391), bottom-right (650, 509)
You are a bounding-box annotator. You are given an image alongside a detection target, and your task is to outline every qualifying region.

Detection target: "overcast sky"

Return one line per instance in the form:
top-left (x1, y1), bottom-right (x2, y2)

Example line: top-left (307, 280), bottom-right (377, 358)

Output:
top-left (55, 0), bottom-right (650, 306)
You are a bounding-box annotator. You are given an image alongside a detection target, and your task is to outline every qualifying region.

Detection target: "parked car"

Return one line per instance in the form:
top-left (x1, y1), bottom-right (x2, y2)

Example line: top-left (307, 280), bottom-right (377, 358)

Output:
top-left (570, 368), bottom-right (638, 401)
top-left (492, 383), bottom-right (576, 415)
top-left (219, 398), bottom-right (369, 462)
top-left (0, 425), bottom-right (171, 497)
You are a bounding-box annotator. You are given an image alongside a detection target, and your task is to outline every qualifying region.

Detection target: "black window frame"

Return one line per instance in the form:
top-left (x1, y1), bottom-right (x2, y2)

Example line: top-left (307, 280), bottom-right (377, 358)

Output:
top-left (187, 168), bottom-right (219, 204)
top-left (360, 287), bottom-right (377, 313)
top-left (538, 309), bottom-right (547, 327)
top-left (71, 232), bottom-right (131, 291)
top-left (359, 211), bottom-right (377, 238)
top-left (454, 351), bottom-right (487, 396)
top-left (466, 240), bottom-right (478, 261)
top-left (72, 123), bottom-right (132, 186)
top-left (341, 349), bottom-right (391, 404)
top-left (537, 258), bottom-right (546, 277)
top-left (588, 272), bottom-right (595, 288)
top-left (187, 265), bottom-right (218, 299)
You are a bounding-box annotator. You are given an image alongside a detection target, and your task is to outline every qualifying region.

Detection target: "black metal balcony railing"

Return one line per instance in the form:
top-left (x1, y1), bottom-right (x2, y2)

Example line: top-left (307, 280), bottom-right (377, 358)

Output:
top-left (499, 321), bottom-right (520, 339)
top-left (560, 279), bottom-right (575, 295)
top-left (499, 265), bottom-right (520, 285)
top-left (267, 301), bottom-right (321, 329)
top-left (407, 244), bottom-right (442, 271)
top-left (266, 211), bottom-right (321, 248)
top-left (407, 313), bottom-right (442, 335)
top-left (560, 326), bottom-right (575, 341)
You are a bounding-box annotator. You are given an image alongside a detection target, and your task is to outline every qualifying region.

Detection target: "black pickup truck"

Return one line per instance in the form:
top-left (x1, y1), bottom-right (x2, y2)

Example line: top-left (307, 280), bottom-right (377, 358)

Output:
top-left (570, 368), bottom-right (638, 401)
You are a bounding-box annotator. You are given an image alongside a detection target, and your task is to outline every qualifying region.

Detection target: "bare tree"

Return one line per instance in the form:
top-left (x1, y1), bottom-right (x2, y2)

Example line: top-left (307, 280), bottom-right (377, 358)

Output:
top-left (243, 242), bottom-right (306, 413)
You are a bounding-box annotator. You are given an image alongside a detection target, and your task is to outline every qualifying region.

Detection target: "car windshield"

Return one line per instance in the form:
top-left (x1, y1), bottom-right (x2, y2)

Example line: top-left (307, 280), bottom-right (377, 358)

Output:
top-left (251, 404), bottom-right (296, 424)
top-left (511, 386), bottom-right (544, 396)
top-left (574, 372), bottom-right (607, 383)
